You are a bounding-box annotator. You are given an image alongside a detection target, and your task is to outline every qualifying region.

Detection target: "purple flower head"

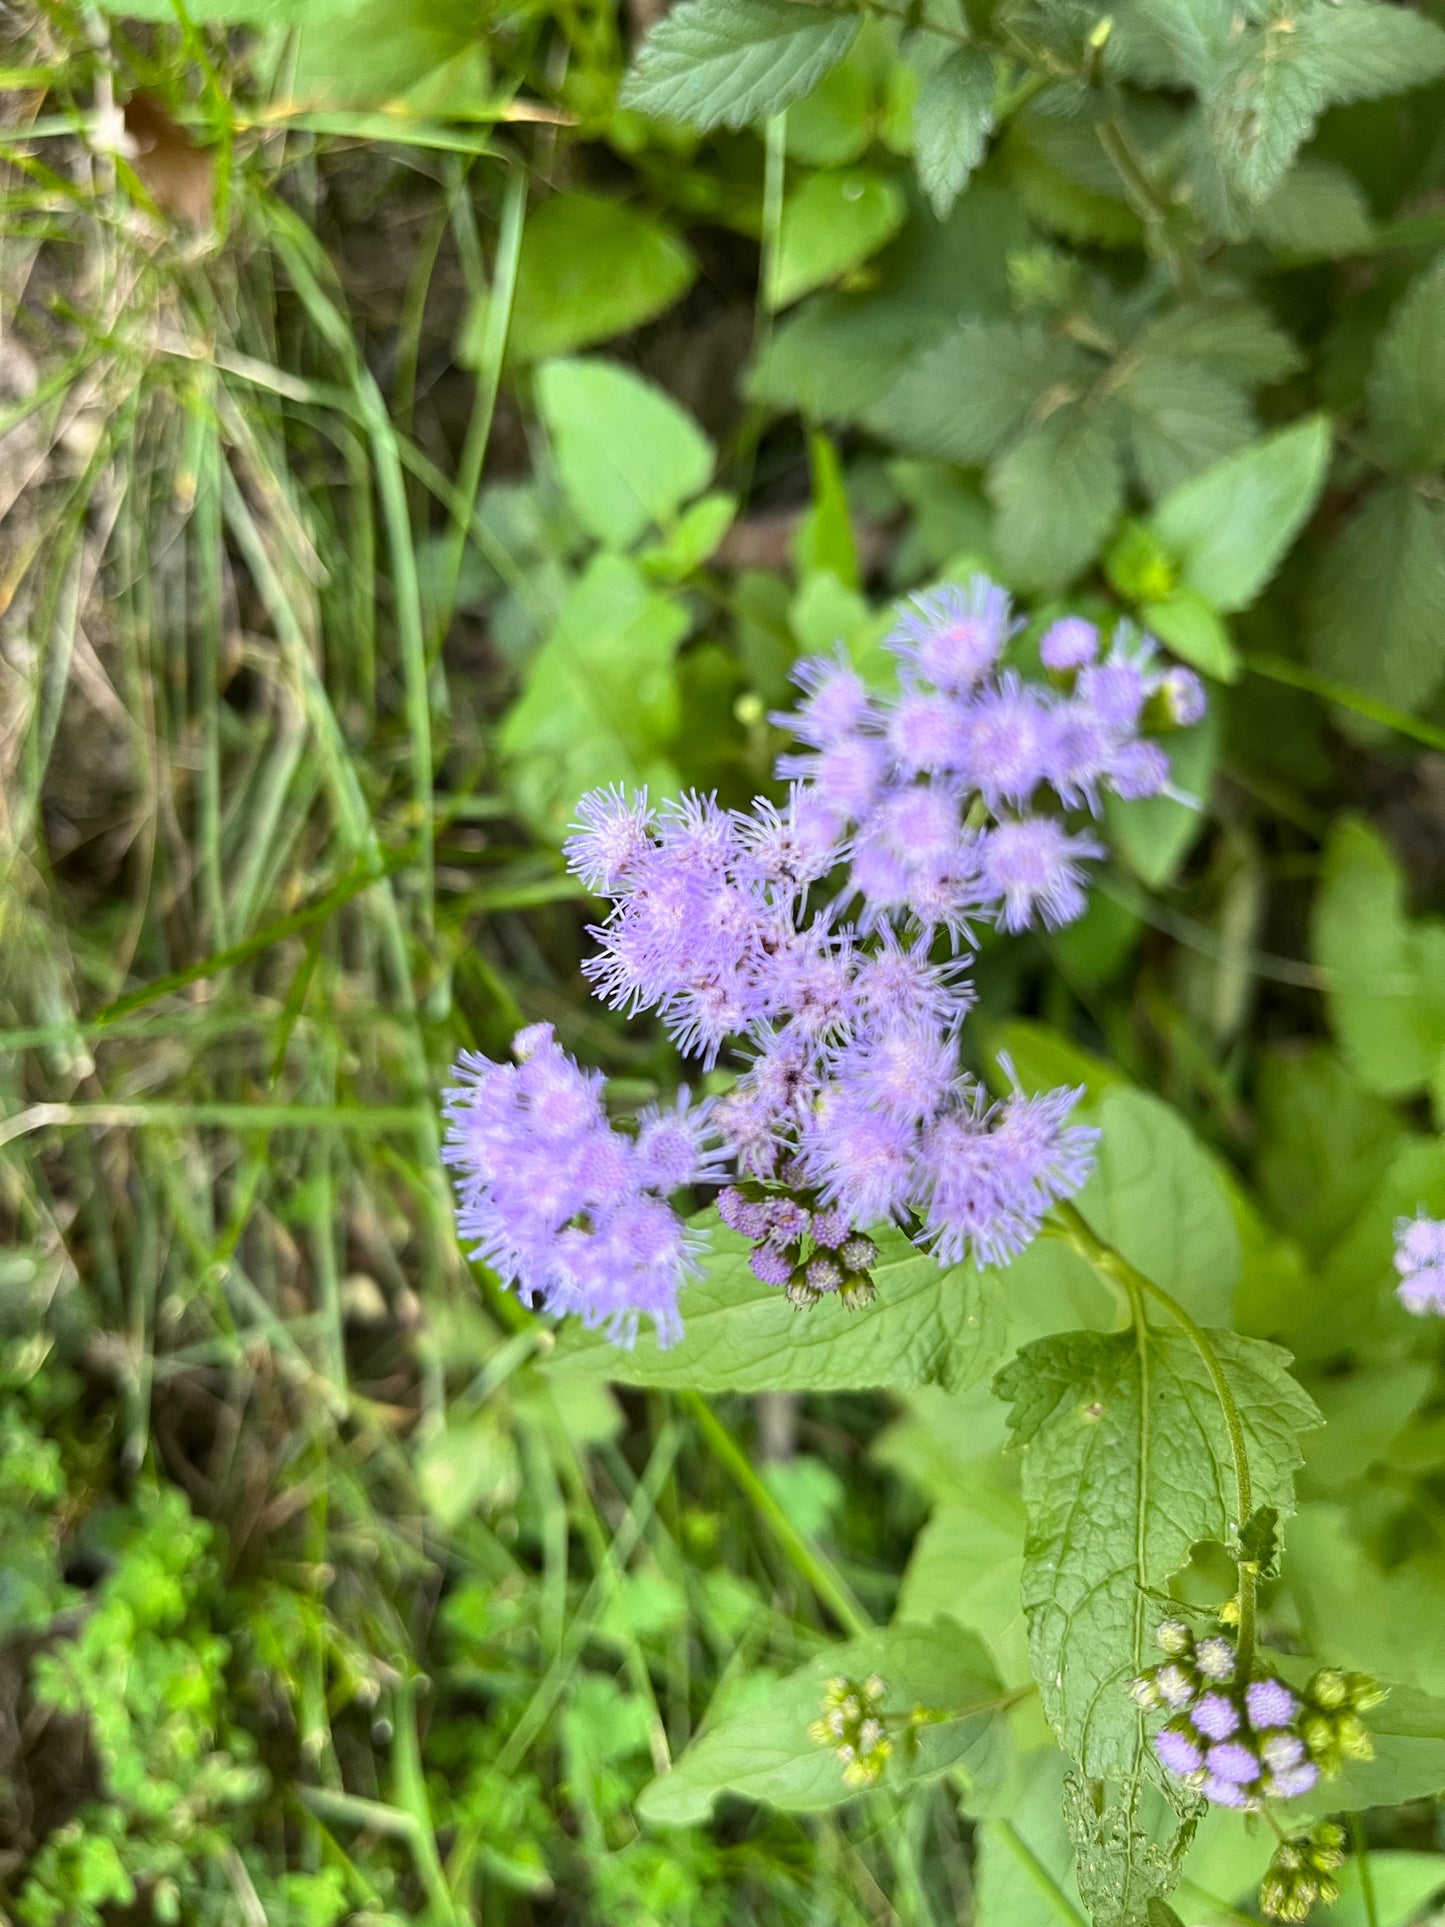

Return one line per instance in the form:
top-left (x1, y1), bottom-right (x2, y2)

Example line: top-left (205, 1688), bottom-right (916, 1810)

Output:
top-left (886, 683), bottom-right (964, 776)
top-left (718, 1185), bottom-right (769, 1239)
top-left (764, 1197), bottom-right (812, 1244)
top-left (1192, 1693), bottom-right (1240, 1741)
top-left (778, 732), bottom-right (889, 826)
top-left (802, 1087), bottom-right (917, 1227)
top-left (764, 926), bottom-right (860, 1042)
top-left (565, 786), bottom-right (656, 896)
top-left (852, 928), bottom-right (974, 1037)
top-left (978, 816), bottom-right (1103, 933)
top-left (952, 673), bottom-right (1051, 813)
top-left (1245, 1677), bottom-right (1298, 1730)
top-left (806, 1253), bottom-right (844, 1294)
top-left (887, 578), bottom-right (1014, 692)
top-left (738, 787), bottom-right (842, 891)
top-left (1206, 1740), bottom-right (1261, 1787)
top-left (812, 1209), bottom-right (851, 1249)
top-left (1161, 666), bottom-right (1207, 727)
top-left (1393, 1212), bottom-right (1445, 1316)
top-left (633, 1090), bottom-right (724, 1193)
top-left (831, 1023), bottom-right (959, 1128)
top-left (746, 1026), bottom-right (824, 1122)
top-left (1265, 1761), bottom-right (1320, 1800)
top-left (443, 1027), bottom-right (701, 1346)
top-left (1040, 616), bottom-right (1100, 672)
top-left (658, 790), bottom-right (739, 876)
top-left (988, 1073), bottom-right (1100, 1216)
top-left (750, 1242), bottom-right (794, 1287)
top-left (1106, 737), bottom-right (1171, 801)
top-left (1155, 1725), bottom-right (1203, 1776)
top-left (916, 1090), bottom-right (1040, 1269)
top-left (714, 1087), bottom-right (779, 1177)
top-left (1398, 1265), bottom-right (1445, 1315)
top-left (1078, 632), bottom-right (1157, 732)
top-left (779, 650), bottom-right (875, 748)
top-left (1260, 1731), bottom-right (1306, 1772)
top-left (1200, 1773), bottom-right (1254, 1810)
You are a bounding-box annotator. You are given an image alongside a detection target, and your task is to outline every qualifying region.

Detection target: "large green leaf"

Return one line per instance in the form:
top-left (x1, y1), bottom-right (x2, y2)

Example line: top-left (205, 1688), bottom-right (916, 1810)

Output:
top-left (1369, 254), bottom-right (1445, 478)
top-left (620, 0), bottom-right (860, 130)
top-left (1150, 416), bottom-right (1330, 613)
top-left (995, 1327), bottom-right (1318, 1777)
top-left (499, 554), bottom-right (688, 833)
top-left (536, 358), bottom-right (713, 550)
top-left (770, 168), bottom-right (907, 310)
top-left (989, 404), bottom-right (1125, 592)
top-left (1312, 815), bottom-right (1445, 1100)
top-left (1074, 1088), bottom-right (1241, 1328)
top-left (504, 195), bottom-right (696, 363)
top-left (1116, 357), bottom-right (1255, 501)
top-left (1253, 1044), bottom-right (1405, 1259)
top-left (546, 1218), bottom-right (1006, 1392)
top-left (1305, 483), bottom-right (1445, 714)
top-left (910, 46), bottom-right (996, 220)
top-left (1250, 160), bottom-right (1374, 262)
top-left (882, 320), bottom-right (1080, 466)
top-left (637, 1618), bottom-right (1010, 1824)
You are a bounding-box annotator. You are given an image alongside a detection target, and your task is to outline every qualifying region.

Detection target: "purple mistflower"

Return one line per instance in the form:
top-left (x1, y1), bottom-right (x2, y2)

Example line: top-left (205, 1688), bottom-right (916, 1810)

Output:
top-left (1043, 701), bottom-right (1119, 814)
top-left (565, 784), bottom-right (655, 895)
top-left (1156, 1664), bottom-right (1196, 1710)
top-left (811, 1208), bottom-right (851, 1249)
top-left (806, 1253), bottom-right (844, 1294)
top-left (831, 1023), bottom-right (959, 1127)
top-left (1040, 616), bottom-right (1100, 672)
top-left (1193, 1693), bottom-right (1241, 1741)
top-left (1264, 1761), bottom-right (1320, 1799)
top-left (718, 1186), bottom-right (770, 1238)
top-left (1078, 634), bottom-right (1156, 732)
top-left (977, 816), bottom-right (1103, 933)
top-left (886, 683), bottom-right (964, 776)
top-left (777, 731), bottom-right (889, 827)
top-left (1245, 1677), bottom-right (1299, 1730)
top-left (633, 1090), bottom-right (725, 1192)
top-left (442, 1025), bottom-right (701, 1346)
top-left (1106, 737), bottom-right (1171, 801)
top-left (1260, 1731), bottom-right (1306, 1772)
top-left (715, 1086), bottom-right (780, 1178)
top-left (658, 790), bottom-right (739, 875)
top-left (915, 1089), bottom-right (1046, 1269)
top-left (778, 650), bottom-right (875, 748)
top-left (745, 1026), bottom-right (824, 1122)
top-left (802, 1086), bottom-right (918, 1227)
top-left (987, 1074), bottom-right (1100, 1217)
top-left (737, 786), bottom-right (842, 891)
top-left (750, 1243), bottom-right (794, 1287)
top-left (952, 673), bottom-right (1052, 812)
top-left (765, 1197), bottom-right (812, 1244)
top-left (1161, 666), bottom-right (1207, 727)
top-left (1155, 1726), bottom-right (1203, 1775)
top-left (764, 926), bottom-right (860, 1042)
top-left (1395, 1213), bottom-right (1445, 1316)
top-left (887, 578), bottom-right (1015, 692)
top-left (1206, 1740), bottom-right (1262, 1787)
top-left (852, 927), bottom-right (974, 1037)
top-left (1200, 1773), bottom-right (1254, 1810)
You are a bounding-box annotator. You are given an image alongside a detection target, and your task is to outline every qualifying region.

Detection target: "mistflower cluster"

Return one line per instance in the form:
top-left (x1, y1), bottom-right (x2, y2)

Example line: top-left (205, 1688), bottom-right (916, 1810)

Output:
top-left (775, 580), bottom-right (1203, 939)
top-left (808, 1674), bottom-right (892, 1788)
top-left (445, 578), bottom-right (1207, 1345)
top-left (719, 1179), bottom-right (880, 1308)
top-left (1131, 1619), bottom-right (1384, 1811)
top-left (442, 1024), bottom-right (720, 1346)
top-left (1393, 1211), bottom-right (1445, 1316)
top-left (1259, 1823), bottom-right (1347, 1923)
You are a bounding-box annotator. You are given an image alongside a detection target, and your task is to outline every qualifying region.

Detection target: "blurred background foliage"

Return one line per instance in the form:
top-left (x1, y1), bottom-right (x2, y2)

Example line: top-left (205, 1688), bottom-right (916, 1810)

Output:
top-left (3, 0), bottom-right (1445, 1918)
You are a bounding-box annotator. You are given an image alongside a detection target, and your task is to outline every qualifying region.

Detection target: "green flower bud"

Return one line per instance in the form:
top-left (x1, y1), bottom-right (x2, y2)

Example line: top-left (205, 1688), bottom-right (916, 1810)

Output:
top-left (1154, 1618), bottom-right (1193, 1656)
top-left (1308, 1667), bottom-right (1348, 1710)
top-left (1335, 1711), bottom-right (1374, 1761)
top-left (839, 1273), bottom-right (876, 1311)
top-left (1345, 1671), bottom-right (1387, 1712)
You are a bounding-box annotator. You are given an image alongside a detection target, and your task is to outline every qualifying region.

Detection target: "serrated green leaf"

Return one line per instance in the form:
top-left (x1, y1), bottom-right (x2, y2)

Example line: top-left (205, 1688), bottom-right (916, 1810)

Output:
top-left (1305, 483), bottom-right (1445, 713)
top-left (1117, 357), bottom-right (1255, 500)
top-left (883, 320), bottom-right (1081, 466)
top-left (1104, 0), bottom-right (1230, 89)
top-left (546, 1217), bottom-right (1006, 1392)
top-left (502, 194), bottom-right (696, 363)
top-left (1250, 159), bottom-right (1374, 261)
top-left (499, 554), bottom-right (688, 832)
top-left (1369, 253), bottom-right (1445, 476)
top-left (989, 405), bottom-right (1124, 592)
top-left (536, 358), bottom-right (713, 549)
top-left (1140, 591), bottom-right (1239, 682)
top-left (897, 1498), bottom-right (1030, 1683)
top-left (1254, 1044), bottom-right (1405, 1260)
top-left (1074, 1087), bottom-right (1241, 1327)
top-left (1133, 300), bottom-right (1301, 385)
top-left (637, 1619), bottom-right (1009, 1824)
top-left (1008, 130), bottom-right (1142, 247)
top-left (1150, 415), bottom-right (1330, 613)
top-left (1299, 0), bottom-right (1445, 107)
top-left (995, 1326), bottom-right (1319, 1777)
top-left (770, 166), bottom-right (907, 309)
top-left (911, 46), bottom-right (996, 220)
top-left (619, 0), bottom-right (860, 130)
top-left (1064, 1768), bottom-right (1199, 1927)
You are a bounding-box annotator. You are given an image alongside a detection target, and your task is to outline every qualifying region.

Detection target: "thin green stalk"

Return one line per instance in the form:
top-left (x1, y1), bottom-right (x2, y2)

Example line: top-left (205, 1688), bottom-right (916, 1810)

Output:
top-left (1245, 651), bottom-right (1445, 758)
top-left (1052, 1200), bottom-right (1257, 1676)
top-left (1350, 1815), bottom-right (1380, 1927)
top-left (679, 1390), bottom-right (871, 1637)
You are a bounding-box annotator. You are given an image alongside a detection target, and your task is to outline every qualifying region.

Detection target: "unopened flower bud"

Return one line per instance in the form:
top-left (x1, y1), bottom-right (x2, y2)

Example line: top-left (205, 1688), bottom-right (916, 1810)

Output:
top-left (1195, 1636), bottom-right (1235, 1681)
top-left (840, 1274), bottom-right (877, 1310)
top-left (1308, 1667), bottom-right (1348, 1710)
top-left (1155, 1619), bottom-right (1193, 1656)
top-left (839, 1233), bottom-right (879, 1272)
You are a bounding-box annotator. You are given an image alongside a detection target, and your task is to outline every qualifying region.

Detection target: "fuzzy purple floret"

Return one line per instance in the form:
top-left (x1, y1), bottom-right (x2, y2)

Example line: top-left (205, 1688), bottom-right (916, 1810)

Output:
top-left (1245, 1677), bottom-right (1299, 1730)
top-left (1395, 1213), bottom-right (1445, 1316)
top-left (1192, 1693), bottom-right (1241, 1741)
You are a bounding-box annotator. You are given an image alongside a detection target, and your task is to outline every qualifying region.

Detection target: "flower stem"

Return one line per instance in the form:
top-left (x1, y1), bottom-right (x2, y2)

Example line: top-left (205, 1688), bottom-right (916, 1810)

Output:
top-left (1050, 1200), bottom-right (1258, 1677)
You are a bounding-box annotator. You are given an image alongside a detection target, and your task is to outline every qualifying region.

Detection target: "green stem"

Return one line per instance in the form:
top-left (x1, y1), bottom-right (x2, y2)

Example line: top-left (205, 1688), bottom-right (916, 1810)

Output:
top-left (1052, 1201), bottom-right (1257, 1677)
top-left (679, 1391), bottom-right (871, 1637)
